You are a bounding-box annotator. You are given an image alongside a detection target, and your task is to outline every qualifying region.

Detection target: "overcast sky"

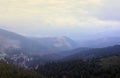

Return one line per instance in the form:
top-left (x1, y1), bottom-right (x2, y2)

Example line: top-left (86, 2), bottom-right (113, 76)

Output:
top-left (0, 0), bottom-right (120, 40)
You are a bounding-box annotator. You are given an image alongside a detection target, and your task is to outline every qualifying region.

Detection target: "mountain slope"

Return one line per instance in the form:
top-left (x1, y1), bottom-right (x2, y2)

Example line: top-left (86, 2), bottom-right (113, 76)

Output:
top-left (63, 45), bottom-right (120, 60)
top-left (78, 37), bottom-right (120, 48)
top-left (0, 28), bottom-right (52, 55)
top-left (31, 36), bottom-right (77, 52)
top-left (57, 47), bottom-right (90, 58)
top-left (0, 28), bottom-right (78, 55)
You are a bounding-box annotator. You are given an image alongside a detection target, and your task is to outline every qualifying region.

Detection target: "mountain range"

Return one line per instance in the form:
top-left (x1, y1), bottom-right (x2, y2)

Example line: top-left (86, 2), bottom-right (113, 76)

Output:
top-left (0, 28), bottom-right (120, 78)
top-left (0, 28), bottom-right (78, 67)
top-left (0, 28), bottom-right (77, 56)
top-left (63, 45), bottom-right (120, 61)
top-left (78, 37), bottom-right (120, 48)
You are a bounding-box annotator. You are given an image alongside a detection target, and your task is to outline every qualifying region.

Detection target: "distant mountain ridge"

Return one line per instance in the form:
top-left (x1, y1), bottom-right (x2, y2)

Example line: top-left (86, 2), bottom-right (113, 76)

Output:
top-left (77, 37), bottom-right (120, 48)
top-left (0, 28), bottom-right (78, 56)
top-left (0, 28), bottom-right (80, 68)
top-left (30, 36), bottom-right (77, 52)
top-left (0, 28), bottom-right (50, 55)
top-left (63, 45), bottom-right (120, 61)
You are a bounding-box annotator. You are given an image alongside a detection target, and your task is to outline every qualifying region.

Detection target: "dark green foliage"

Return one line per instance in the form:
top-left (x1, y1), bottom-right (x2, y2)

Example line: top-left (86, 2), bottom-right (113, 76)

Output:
top-left (37, 55), bottom-right (120, 78)
top-left (0, 60), bottom-right (44, 78)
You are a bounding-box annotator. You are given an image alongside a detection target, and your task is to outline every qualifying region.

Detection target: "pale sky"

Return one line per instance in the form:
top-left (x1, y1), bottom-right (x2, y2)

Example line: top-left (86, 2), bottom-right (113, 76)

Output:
top-left (0, 0), bottom-right (120, 39)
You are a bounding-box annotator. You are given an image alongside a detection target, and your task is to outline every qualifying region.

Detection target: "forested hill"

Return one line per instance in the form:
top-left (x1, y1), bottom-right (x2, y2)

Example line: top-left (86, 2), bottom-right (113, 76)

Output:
top-left (37, 55), bottom-right (120, 78)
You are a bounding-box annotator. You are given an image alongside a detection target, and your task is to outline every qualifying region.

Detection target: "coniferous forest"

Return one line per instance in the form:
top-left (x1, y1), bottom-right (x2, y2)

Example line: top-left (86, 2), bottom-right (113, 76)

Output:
top-left (37, 55), bottom-right (120, 78)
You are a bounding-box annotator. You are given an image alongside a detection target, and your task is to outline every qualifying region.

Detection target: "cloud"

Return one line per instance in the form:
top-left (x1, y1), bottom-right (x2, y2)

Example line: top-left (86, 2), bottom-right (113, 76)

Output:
top-left (0, 0), bottom-right (102, 24)
top-left (0, 0), bottom-right (120, 38)
top-left (96, 0), bottom-right (120, 21)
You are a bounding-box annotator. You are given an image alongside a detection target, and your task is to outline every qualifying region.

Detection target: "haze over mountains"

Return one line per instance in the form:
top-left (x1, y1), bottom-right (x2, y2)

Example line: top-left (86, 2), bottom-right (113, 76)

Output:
top-left (63, 45), bottom-right (120, 61)
top-left (0, 28), bottom-right (78, 68)
top-left (0, 28), bottom-right (77, 55)
top-left (1, 0), bottom-right (120, 77)
top-left (0, 28), bottom-right (49, 55)
top-left (30, 36), bottom-right (77, 52)
top-left (0, 28), bottom-right (120, 78)
top-left (78, 37), bottom-right (120, 48)
top-left (0, 28), bottom-right (120, 56)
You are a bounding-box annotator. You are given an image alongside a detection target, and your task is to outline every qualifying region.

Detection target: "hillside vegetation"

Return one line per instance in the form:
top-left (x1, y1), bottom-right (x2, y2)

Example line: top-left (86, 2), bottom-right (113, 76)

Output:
top-left (37, 55), bottom-right (120, 78)
top-left (0, 61), bottom-right (44, 78)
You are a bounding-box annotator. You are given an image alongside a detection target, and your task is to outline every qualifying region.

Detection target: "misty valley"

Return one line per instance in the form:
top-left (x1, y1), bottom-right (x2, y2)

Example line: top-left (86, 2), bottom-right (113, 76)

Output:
top-left (1, 0), bottom-right (120, 77)
top-left (0, 28), bottom-right (120, 78)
